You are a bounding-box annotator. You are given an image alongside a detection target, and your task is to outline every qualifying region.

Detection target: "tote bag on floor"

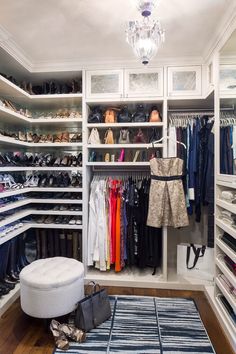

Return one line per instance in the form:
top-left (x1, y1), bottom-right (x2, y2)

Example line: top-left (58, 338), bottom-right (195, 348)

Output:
top-left (177, 243), bottom-right (214, 281)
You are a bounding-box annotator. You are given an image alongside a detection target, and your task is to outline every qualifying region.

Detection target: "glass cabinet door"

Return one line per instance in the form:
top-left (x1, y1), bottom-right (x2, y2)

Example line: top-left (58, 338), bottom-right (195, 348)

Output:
top-left (168, 66), bottom-right (202, 96)
top-left (124, 68), bottom-right (163, 97)
top-left (86, 70), bottom-right (123, 99)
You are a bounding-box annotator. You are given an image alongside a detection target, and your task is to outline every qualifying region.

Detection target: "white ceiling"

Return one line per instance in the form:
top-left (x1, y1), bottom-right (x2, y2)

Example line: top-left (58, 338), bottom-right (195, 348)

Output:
top-left (221, 29), bottom-right (236, 56)
top-left (0, 0), bottom-right (235, 69)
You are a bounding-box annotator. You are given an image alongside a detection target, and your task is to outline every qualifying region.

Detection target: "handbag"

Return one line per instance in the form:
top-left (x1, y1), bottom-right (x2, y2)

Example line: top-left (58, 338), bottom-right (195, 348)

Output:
top-left (118, 129), bottom-right (130, 144)
top-left (104, 128), bottom-right (114, 144)
top-left (149, 106), bottom-right (162, 122)
top-left (104, 109), bottom-right (116, 123)
top-left (88, 106), bottom-right (102, 123)
top-left (132, 104), bottom-right (147, 123)
top-left (148, 128), bottom-right (161, 143)
top-left (88, 128), bottom-right (101, 144)
top-left (134, 129), bottom-right (146, 143)
top-left (75, 282), bottom-right (111, 332)
top-left (117, 106), bottom-right (132, 123)
top-left (177, 243), bottom-right (214, 281)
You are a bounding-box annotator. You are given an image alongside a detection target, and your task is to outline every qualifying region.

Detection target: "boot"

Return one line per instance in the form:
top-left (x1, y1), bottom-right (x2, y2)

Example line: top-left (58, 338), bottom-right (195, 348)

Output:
top-left (48, 230), bottom-right (55, 257)
top-left (72, 232), bottom-right (78, 260)
top-left (40, 230), bottom-right (48, 259)
top-left (66, 234), bottom-right (73, 258)
top-left (54, 230), bottom-right (61, 256)
top-left (59, 232), bottom-right (67, 257)
top-left (35, 229), bottom-right (42, 259)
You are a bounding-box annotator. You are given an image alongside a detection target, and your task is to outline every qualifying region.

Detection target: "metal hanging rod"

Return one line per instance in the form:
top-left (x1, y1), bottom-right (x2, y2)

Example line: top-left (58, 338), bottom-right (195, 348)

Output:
top-left (92, 166), bottom-right (150, 173)
top-left (168, 108), bottom-right (214, 113)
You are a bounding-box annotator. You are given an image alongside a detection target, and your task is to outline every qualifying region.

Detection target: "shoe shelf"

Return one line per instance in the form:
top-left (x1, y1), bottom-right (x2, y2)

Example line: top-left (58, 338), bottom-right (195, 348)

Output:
top-left (216, 257), bottom-right (236, 288)
top-left (0, 199), bottom-right (30, 213)
top-left (0, 106), bottom-right (82, 127)
top-left (30, 223), bottom-right (83, 230)
top-left (33, 210), bottom-right (82, 216)
top-left (216, 198), bottom-right (236, 214)
top-left (30, 198), bottom-right (82, 204)
top-left (87, 122), bottom-right (164, 128)
top-left (216, 218), bottom-right (236, 240)
top-left (215, 277), bottom-right (236, 313)
top-left (0, 187), bottom-right (83, 199)
top-left (0, 75), bottom-right (83, 107)
top-left (0, 136), bottom-right (83, 148)
top-left (0, 282), bottom-right (20, 317)
top-left (0, 209), bottom-right (31, 228)
top-left (86, 162), bottom-right (150, 167)
top-left (0, 224), bottom-right (30, 245)
top-left (87, 143), bottom-right (163, 149)
top-left (216, 238), bottom-right (236, 263)
top-left (0, 166), bottom-right (83, 172)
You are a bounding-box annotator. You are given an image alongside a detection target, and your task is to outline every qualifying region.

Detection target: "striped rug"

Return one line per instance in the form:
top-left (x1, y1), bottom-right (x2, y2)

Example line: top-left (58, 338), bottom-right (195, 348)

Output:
top-left (54, 296), bottom-right (215, 354)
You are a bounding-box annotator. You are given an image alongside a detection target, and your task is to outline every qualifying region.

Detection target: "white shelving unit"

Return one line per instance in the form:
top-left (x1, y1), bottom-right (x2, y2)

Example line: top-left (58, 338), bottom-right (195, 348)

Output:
top-left (0, 72), bottom-right (84, 316)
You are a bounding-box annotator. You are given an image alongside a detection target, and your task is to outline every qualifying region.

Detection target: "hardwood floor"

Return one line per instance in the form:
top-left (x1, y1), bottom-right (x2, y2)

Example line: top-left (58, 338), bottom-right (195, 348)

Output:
top-left (0, 288), bottom-right (234, 354)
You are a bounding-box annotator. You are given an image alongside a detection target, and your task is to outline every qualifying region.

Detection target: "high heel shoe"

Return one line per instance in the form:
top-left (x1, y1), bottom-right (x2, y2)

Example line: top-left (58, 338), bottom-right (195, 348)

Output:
top-left (50, 320), bottom-right (69, 351)
top-left (118, 149), bottom-right (125, 162)
top-left (59, 322), bottom-right (86, 343)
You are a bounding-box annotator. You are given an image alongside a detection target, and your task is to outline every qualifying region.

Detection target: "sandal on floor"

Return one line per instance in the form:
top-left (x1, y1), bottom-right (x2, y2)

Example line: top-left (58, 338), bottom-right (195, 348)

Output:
top-left (59, 323), bottom-right (86, 343)
top-left (50, 320), bottom-right (69, 351)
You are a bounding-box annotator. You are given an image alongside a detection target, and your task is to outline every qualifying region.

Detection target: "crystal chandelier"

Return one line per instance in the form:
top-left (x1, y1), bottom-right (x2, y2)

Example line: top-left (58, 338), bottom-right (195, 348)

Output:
top-left (126, 16), bottom-right (165, 65)
top-left (135, 0), bottom-right (158, 17)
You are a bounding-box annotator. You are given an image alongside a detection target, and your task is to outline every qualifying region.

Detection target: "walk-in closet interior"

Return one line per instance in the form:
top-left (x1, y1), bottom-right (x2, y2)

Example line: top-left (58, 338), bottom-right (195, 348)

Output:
top-left (0, 1), bottom-right (236, 353)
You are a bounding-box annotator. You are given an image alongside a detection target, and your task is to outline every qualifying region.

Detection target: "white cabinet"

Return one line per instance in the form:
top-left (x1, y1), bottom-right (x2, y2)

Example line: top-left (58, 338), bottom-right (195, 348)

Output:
top-left (167, 66), bottom-right (202, 97)
top-left (86, 68), bottom-right (163, 99)
top-left (86, 70), bottom-right (123, 99)
top-left (124, 68), bottom-right (163, 97)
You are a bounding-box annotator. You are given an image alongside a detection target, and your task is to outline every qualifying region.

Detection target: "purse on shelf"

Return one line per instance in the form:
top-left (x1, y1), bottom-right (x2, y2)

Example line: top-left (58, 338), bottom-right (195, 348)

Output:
top-left (88, 106), bottom-right (102, 123)
top-left (149, 106), bottom-right (162, 122)
top-left (88, 128), bottom-right (101, 144)
top-left (149, 128), bottom-right (161, 143)
top-left (117, 106), bottom-right (132, 123)
top-left (118, 129), bottom-right (130, 144)
top-left (134, 129), bottom-right (146, 143)
top-left (104, 109), bottom-right (117, 123)
top-left (75, 282), bottom-right (111, 332)
top-left (104, 128), bottom-right (114, 144)
top-left (132, 104), bottom-right (147, 123)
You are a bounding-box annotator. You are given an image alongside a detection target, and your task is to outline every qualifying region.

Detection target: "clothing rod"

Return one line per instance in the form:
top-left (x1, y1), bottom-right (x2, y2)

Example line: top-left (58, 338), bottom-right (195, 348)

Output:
top-left (168, 106), bottom-right (234, 113)
top-left (92, 166), bottom-right (150, 172)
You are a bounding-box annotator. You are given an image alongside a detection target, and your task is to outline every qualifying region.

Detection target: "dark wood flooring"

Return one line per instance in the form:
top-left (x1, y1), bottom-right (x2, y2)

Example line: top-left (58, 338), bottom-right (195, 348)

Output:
top-left (0, 287), bottom-right (234, 354)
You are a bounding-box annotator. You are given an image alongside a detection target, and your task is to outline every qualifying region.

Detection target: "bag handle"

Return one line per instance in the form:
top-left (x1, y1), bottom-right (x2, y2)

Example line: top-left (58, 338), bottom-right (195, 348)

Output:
top-left (186, 244), bottom-right (202, 269)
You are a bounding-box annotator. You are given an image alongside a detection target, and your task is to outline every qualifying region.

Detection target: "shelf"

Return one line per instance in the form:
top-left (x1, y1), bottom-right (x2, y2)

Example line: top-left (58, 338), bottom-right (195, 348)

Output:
top-left (0, 283), bottom-right (20, 317)
top-left (216, 218), bottom-right (236, 240)
top-left (216, 258), bottom-right (236, 288)
top-left (0, 105), bottom-right (31, 125)
top-left (86, 97), bottom-right (164, 105)
top-left (0, 75), bottom-right (83, 108)
top-left (87, 122), bottom-right (164, 128)
top-left (30, 198), bottom-right (82, 204)
top-left (215, 295), bottom-right (236, 335)
top-left (87, 143), bottom-right (163, 149)
top-left (30, 223), bottom-right (83, 230)
top-left (216, 180), bottom-right (236, 189)
top-left (0, 166), bottom-right (82, 172)
top-left (216, 198), bottom-right (236, 214)
top-left (0, 198), bottom-right (29, 213)
top-left (0, 224), bottom-right (30, 245)
top-left (0, 136), bottom-right (83, 148)
top-left (0, 187), bottom-right (83, 198)
top-left (216, 277), bottom-right (236, 313)
top-left (0, 209), bottom-right (31, 228)
top-left (216, 238), bottom-right (236, 263)
top-left (32, 210), bottom-right (82, 216)
top-left (86, 162), bottom-right (150, 167)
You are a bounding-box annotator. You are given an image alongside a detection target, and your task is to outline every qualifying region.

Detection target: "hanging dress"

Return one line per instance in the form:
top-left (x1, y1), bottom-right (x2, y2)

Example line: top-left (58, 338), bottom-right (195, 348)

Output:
top-left (147, 157), bottom-right (189, 228)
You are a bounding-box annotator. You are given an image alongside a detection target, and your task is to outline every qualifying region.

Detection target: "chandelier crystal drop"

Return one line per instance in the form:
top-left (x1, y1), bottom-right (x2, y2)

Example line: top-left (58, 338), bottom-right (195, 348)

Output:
top-left (126, 17), bottom-right (165, 65)
top-left (135, 0), bottom-right (158, 17)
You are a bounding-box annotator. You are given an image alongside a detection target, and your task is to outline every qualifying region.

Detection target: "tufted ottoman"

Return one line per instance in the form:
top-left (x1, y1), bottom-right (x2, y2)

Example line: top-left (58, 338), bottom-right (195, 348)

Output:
top-left (20, 257), bottom-right (84, 318)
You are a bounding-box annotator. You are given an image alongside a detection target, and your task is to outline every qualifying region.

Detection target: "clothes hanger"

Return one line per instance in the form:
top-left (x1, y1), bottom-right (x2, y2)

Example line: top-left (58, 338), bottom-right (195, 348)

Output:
top-left (149, 136), bottom-right (187, 150)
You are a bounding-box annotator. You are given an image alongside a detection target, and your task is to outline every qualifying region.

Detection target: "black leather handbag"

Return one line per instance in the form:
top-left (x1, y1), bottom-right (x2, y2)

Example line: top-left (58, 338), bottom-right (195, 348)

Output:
top-left (88, 107), bottom-right (102, 123)
top-left (149, 128), bottom-right (161, 143)
top-left (117, 106), bottom-right (132, 123)
top-left (75, 282), bottom-right (111, 332)
top-left (132, 104), bottom-right (147, 123)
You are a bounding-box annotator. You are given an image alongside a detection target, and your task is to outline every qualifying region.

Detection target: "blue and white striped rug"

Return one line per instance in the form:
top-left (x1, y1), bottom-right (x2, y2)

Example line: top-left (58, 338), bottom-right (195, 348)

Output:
top-left (54, 296), bottom-right (215, 354)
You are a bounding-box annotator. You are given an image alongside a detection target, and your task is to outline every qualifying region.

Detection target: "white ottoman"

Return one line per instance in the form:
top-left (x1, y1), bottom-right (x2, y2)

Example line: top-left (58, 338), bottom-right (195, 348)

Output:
top-left (20, 257), bottom-right (84, 318)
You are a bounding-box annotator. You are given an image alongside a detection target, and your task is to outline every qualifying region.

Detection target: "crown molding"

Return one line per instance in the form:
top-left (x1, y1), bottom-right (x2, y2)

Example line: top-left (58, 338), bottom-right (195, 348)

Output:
top-left (0, 25), bottom-right (32, 71)
top-left (203, 2), bottom-right (236, 64)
